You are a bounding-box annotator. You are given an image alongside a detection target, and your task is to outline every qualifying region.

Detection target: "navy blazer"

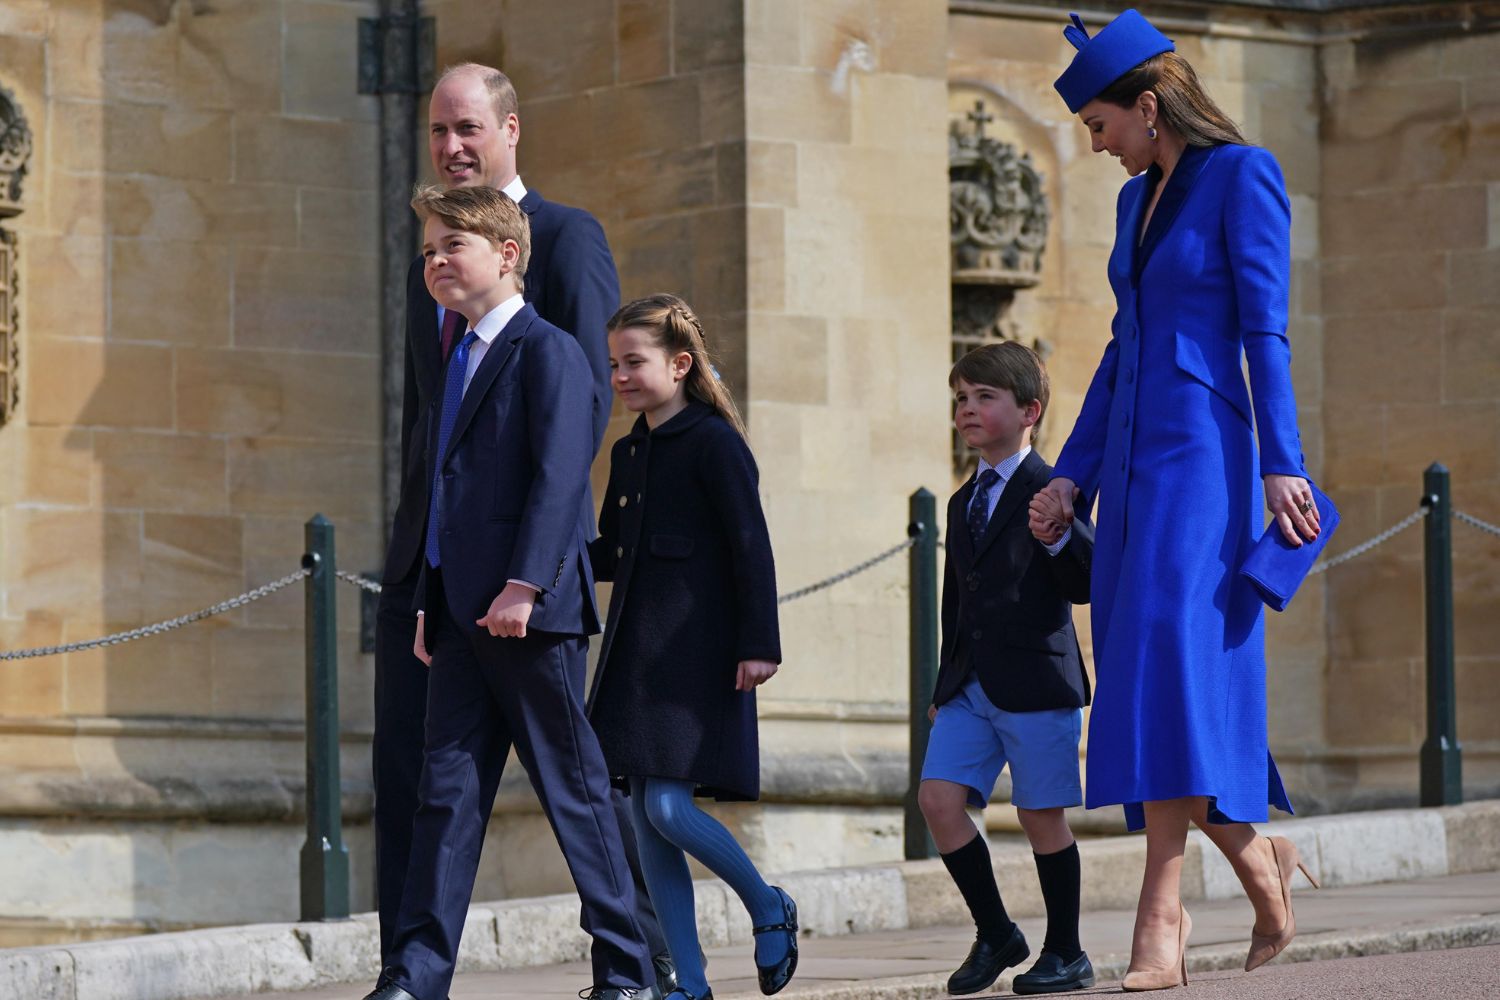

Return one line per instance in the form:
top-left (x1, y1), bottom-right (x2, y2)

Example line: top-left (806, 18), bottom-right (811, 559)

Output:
top-left (932, 450), bottom-right (1094, 714)
top-left (381, 188), bottom-right (619, 588)
top-left (415, 303), bottom-right (601, 638)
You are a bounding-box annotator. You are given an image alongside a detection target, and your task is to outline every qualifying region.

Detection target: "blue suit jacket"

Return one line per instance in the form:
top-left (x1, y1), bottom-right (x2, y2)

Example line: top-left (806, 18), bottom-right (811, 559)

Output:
top-left (416, 303), bottom-right (601, 637)
top-left (382, 188), bottom-right (619, 588)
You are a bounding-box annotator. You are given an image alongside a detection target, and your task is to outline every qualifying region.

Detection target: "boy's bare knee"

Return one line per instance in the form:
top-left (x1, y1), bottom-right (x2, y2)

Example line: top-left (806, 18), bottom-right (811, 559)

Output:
top-left (1015, 805), bottom-right (1075, 854)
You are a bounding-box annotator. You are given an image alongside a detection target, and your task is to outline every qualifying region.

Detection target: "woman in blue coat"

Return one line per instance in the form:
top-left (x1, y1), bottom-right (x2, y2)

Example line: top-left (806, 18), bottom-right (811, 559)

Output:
top-left (1034, 10), bottom-right (1322, 990)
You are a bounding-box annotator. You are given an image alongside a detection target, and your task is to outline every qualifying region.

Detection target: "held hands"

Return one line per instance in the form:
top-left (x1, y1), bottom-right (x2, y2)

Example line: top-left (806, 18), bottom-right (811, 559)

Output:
top-left (1265, 474), bottom-right (1321, 547)
top-left (1029, 477), bottom-right (1080, 544)
top-left (736, 659), bottom-right (778, 691)
top-left (413, 613), bottom-right (431, 667)
top-left (476, 582), bottom-right (536, 638)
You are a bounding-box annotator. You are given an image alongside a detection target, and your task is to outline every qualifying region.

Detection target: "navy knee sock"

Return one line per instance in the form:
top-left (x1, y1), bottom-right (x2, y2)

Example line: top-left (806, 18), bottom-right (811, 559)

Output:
top-left (629, 778), bottom-right (711, 997)
top-left (1034, 842), bottom-right (1083, 961)
top-left (640, 778), bottom-right (789, 970)
top-left (941, 832), bottom-right (1013, 943)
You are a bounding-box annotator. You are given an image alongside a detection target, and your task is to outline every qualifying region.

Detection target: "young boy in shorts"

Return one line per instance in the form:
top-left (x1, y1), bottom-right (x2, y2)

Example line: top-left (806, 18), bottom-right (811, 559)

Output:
top-left (918, 341), bottom-right (1095, 995)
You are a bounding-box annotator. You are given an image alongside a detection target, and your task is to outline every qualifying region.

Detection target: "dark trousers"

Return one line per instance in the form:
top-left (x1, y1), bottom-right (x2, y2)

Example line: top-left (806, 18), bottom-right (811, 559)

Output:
top-left (382, 580), bottom-right (655, 1000)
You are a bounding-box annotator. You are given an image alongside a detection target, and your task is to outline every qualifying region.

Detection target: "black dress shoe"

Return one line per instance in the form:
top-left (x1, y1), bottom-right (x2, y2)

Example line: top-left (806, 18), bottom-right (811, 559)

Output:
top-left (664, 990), bottom-right (714, 1000)
top-left (361, 983), bottom-right (418, 1000)
top-left (946, 924), bottom-right (1030, 995)
top-left (579, 987), bottom-right (660, 1000)
top-left (752, 885), bottom-right (799, 996)
top-left (653, 952), bottom-right (679, 997)
top-left (1012, 950), bottom-right (1096, 994)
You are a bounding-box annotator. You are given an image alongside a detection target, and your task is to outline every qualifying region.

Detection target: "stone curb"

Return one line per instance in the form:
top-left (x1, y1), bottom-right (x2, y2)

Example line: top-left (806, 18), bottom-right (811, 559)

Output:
top-left (3, 800), bottom-right (1496, 1000)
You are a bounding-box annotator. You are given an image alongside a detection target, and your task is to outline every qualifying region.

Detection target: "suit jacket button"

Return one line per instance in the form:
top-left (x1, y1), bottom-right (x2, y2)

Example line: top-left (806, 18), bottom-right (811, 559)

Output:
top-left (616, 546), bottom-right (624, 558)
top-left (629, 446), bottom-right (636, 457)
top-left (636, 493), bottom-right (642, 503)
top-left (967, 580), bottom-right (979, 592)
top-left (971, 629), bottom-right (983, 641)
top-left (618, 495), bottom-right (628, 507)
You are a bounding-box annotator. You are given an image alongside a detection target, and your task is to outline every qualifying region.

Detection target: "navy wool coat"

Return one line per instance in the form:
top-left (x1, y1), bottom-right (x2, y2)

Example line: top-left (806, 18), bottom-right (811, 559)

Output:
top-left (586, 402), bottom-right (781, 802)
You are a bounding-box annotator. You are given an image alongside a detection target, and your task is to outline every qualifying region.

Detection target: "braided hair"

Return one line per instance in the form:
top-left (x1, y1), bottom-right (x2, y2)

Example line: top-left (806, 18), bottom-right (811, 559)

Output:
top-left (606, 293), bottom-right (747, 437)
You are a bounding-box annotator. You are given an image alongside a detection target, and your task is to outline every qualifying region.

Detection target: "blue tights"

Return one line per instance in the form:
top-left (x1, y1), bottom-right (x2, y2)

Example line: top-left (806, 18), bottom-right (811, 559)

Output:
top-left (627, 777), bottom-right (788, 997)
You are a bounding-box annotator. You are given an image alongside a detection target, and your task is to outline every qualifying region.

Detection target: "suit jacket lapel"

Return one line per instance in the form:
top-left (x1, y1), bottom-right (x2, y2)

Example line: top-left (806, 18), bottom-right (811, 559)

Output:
top-left (411, 267), bottom-right (443, 393)
top-left (440, 305), bottom-right (534, 468)
top-left (1136, 143), bottom-right (1218, 280)
top-left (949, 475), bottom-right (977, 571)
top-left (973, 451), bottom-right (1044, 560)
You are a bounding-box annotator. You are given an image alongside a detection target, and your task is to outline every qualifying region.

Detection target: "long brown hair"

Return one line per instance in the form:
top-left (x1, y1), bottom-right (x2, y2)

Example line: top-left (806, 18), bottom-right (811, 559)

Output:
top-left (1095, 51), bottom-right (1246, 147)
top-left (607, 293), bottom-right (747, 437)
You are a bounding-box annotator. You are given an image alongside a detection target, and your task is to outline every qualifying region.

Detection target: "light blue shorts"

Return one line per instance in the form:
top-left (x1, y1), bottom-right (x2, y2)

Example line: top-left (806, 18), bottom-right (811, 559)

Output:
top-left (921, 676), bottom-right (1083, 810)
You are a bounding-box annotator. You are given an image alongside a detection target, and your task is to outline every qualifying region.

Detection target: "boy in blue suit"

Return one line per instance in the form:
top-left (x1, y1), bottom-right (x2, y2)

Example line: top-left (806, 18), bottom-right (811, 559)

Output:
top-left (918, 342), bottom-right (1096, 996)
top-left (365, 185), bottom-right (657, 1000)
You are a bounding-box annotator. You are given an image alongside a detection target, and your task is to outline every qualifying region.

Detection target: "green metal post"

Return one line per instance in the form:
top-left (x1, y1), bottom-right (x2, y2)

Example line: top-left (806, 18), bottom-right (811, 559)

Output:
top-left (301, 515), bottom-right (350, 920)
top-left (1419, 464), bottom-right (1462, 807)
top-left (906, 488), bottom-right (940, 860)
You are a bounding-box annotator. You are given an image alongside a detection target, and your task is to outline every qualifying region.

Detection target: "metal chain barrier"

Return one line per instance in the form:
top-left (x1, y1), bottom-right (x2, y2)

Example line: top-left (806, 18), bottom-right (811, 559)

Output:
top-left (0, 568), bottom-right (311, 661)
top-left (335, 569), bottom-right (384, 594)
top-left (776, 536), bottom-right (917, 605)
top-left (1455, 509), bottom-right (1500, 539)
top-left (1308, 506), bottom-right (1429, 576)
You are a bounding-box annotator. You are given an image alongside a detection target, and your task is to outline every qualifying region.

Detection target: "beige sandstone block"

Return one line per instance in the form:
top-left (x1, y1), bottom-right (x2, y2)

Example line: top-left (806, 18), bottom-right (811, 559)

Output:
top-left (1325, 656), bottom-right (1419, 749)
top-left (1456, 651), bottom-right (1500, 742)
top-left (425, 0), bottom-right (504, 73)
top-left (799, 407), bottom-right (870, 493)
top-left (748, 314), bottom-right (828, 405)
top-left (1386, 402), bottom-right (1500, 483)
top-left (19, 425), bottom-right (94, 507)
top-left (103, 177), bottom-right (300, 248)
top-left (715, 141), bottom-right (748, 207)
top-left (1329, 554), bottom-right (1424, 662)
top-left (691, 206), bottom-right (749, 315)
top-left (65, 627), bottom-right (215, 718)
top-left (46, 0), bottom-right (106, 102)
top-left (851, 73), bottom-right (947, 152)
top-left (175, 347), bottom-right (379, 441)
top-left (0, 0), bottom-right (48, 36)
top-left (140, 513), bottom-right (244, 624)
top-left (745, 205), bottom-right (785, 313)
top-left (283, 2), bottom-right (378, 122)
top-left (746, 140), bottom-right (798, 207)
top-left (0, 636), bottom-right (65, 716)
top-left (513, 94), bottom-right (594, 175)
top-left (26, 341), bottom-right (173, 430)
top-left (697, 65), bottom-right (747, 146)
top-left (591, 76), bottom-right (703, 159)
top-left (674, 0), bottom-right (742, 74)
top-left (1352, 34), bottom-right (1443, 83)
top-left (4, 509), bottom-right (144, 624)
top-left (1449, 248), bottom-right (1500, 307)
top-left (1322, 253), bottom-right (1447, 315)
top-left (110, 238), bottom-right (232, 346)
top-left (56, 101), bottom-right (233, 183)
top-left (297, 188), bottom-right (377, 251)
top-left (98, 4), bottom-right (180, 106)
top-left (746, 0), bottom-right (803, 66)
top-left (1266, 652), bottom-right (1327, 750)
top-left (825, 315), bottom-right (900, 410)
top-left (1322, 118), bottom-right (1472, 194)
top-left (227, 438), bottom-right (381, 523)
top-left (1325, 80), bottom-right (1462, 144)
top-left (237, 516), bottom-right (319, 628)
top-left (210, 625), bottom-right (303, 720)
top-left (1442, 310), bottom-right (1500, 403)
top-left (1442, 31), bottom-right (1500, 76)
top-left (781, 207), bottom-right (864, 315)
top-left (232, 247), bottom-right (378, 354)
top-left (611, 146), bottom-right (719, 221)
top-left (617, 0), bottom-right (671, 83)
top-left (93, 430), bottom-right (229, 515)
top-left (1293, 258), bottom-right (1322, 318)
top-left (1326, 185), bottom-right (1488, 257)
top-left (1321, 407), bottom-right (1385, 489)
top-left (611, 214), bottom-right (695, 300)
top-left (176, 0), bottom-right (282, 111)
top-left (947, 13), bottom-right (1064, 67)
top-left (1286, 316), bottom-right (1322, 406)
top-left (1322, 311), bottom-right (1441, 407)
top-left (1492, 183), bottom-right (1500, 250)
top-left (803, 0), bottom-right (947, 79)
top-left (232, 115), bottom-right (378, 190)
top-left (744, 401), bottom-right (802, 494)
top-left (746, 65), bottom-right (850, 143)
top-left (45, 173), bottom-right (108, 239)
top-left (493, 0), bottom-right (615, 101)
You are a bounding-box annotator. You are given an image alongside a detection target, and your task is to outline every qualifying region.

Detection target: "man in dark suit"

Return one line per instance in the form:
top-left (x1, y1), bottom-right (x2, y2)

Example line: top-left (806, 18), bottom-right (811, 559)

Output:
top-left (372, 62), bottom-right (670, 991)
top-left (917, 342), bottom-right (1097, 997)
top-left (366, 186), bottom-right (656, 1000)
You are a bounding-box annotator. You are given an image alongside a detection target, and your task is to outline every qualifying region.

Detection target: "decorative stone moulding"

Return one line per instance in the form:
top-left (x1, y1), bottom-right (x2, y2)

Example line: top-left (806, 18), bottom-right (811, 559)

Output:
top-left (948, 99), bottom-right (1050, 289)
top-left (0, 81), bottom-right (31, 427)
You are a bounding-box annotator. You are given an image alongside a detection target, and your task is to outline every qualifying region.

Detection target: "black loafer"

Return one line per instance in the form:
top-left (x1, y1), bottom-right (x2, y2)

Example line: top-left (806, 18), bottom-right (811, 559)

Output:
top-left (664, 990), bottom-right (713, 1000)
top-left (946, 924), bottom-right (1030, 995)
top-left (361, 983), bottom-right (418, 1000)
top-left (653, 952), bottom-right (679, 997)
top-left (752, 885), bottom-right (799, 995)
top-left (1013, 950), bottom-right (1096, 994)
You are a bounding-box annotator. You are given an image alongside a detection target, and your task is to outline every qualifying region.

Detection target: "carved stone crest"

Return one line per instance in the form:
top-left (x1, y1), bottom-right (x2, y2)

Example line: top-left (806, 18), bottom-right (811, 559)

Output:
top-left (0, 81), bottom-right (31, 426)
top-left (0, 83), bottom-right (32, 218)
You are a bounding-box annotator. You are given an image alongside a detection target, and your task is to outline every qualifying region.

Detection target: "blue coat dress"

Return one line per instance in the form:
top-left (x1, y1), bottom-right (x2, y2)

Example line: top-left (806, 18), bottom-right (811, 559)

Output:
top-left (1053, 143), bottom-right (1306, 831)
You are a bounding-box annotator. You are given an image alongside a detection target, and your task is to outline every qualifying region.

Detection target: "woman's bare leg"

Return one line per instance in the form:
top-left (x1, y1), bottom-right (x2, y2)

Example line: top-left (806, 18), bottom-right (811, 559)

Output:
top-left (1189, 802), bottom-right (1286, 935)
top-left (1129, 797), bottom-right (1193, 974)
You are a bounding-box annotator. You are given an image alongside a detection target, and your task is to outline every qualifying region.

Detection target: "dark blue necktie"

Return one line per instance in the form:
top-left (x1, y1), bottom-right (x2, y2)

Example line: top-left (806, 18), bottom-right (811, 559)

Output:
top-left (425, 330), bottom-right (479, 568)
top-left (967, 468), bottom-right (1000, 545)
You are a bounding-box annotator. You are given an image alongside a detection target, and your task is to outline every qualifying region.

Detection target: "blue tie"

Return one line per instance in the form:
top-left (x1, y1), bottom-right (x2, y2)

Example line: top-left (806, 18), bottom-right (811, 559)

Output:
top-left (967, 468), bottom-right (1000, 546)
top-left (425, 330), bottom-right (479, 568)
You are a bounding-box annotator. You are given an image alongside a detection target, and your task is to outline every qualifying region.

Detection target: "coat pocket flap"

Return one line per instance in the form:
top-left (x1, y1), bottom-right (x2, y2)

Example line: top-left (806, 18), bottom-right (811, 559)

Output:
top-left (648, 534), bottom-right (695, 559)
top-left (1173, 331), bottom-right (1254, 426)
top-left (1004, 622), bottom-right (1071, 655)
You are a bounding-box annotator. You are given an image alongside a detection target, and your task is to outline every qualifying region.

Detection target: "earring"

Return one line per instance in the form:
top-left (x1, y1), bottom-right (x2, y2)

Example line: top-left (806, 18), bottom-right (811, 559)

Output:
top-left (1146, 120), bottom-right (1158, 140)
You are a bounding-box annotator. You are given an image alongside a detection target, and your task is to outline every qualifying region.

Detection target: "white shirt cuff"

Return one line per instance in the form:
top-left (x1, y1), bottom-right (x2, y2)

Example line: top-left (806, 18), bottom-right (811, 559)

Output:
top-left (1043, 527), bottom-right (1072, 557)
top-left (506, 579), bottom-right (542, 594)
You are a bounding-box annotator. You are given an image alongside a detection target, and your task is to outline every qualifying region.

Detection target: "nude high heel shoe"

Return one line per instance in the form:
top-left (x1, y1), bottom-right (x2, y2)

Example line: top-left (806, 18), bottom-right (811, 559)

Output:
top-left (1245, 835), bottom-right (1321, 972)
top-left (1122, 903), bottom-right (1191, 992)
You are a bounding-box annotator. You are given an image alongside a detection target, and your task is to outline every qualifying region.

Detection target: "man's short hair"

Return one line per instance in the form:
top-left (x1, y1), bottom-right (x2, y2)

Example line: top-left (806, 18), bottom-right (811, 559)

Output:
top-left (950, 341), bottom-right (1051, 424)
top-left (411, 184), bottom-right (531, 288)
top-left (436, 63), bottom-right (519, 123)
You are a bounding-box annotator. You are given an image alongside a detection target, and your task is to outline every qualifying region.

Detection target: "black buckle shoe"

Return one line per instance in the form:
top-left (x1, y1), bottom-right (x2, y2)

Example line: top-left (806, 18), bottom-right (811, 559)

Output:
top-left (361, 983), bottom-right (419, 1000)
top-left (946, 924), bottom-right (1030, 995)
top-left (578, 987), bottom-right (661, 1000)
top-left (1013, 950), bottom-right (1096, 994)
top-left (752, 885), bottom-right (799, 996)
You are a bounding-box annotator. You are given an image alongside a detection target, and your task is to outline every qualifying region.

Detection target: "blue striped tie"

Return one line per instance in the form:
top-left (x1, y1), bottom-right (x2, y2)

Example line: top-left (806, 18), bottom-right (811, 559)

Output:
top-left (425, 330), bottom-right (478, 569)
top-left (967, 468), bottom-right (1000, 546)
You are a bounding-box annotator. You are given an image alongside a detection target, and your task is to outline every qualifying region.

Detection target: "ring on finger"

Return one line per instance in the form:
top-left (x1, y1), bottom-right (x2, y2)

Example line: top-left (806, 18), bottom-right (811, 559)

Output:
top-left (1296, 499), bottom-right (1314, 515)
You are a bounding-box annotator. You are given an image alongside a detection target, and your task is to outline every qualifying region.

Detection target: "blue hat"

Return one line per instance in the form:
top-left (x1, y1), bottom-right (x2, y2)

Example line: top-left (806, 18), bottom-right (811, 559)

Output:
top-left (1053, 10), bottom-right (1175, 114)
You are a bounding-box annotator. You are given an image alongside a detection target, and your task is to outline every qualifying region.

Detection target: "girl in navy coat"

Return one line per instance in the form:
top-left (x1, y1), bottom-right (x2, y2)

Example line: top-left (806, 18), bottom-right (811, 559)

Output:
top-left (587, 294), bottom-right (798, 1000)
top-left (1035, 9), bottom-right (1322, 992)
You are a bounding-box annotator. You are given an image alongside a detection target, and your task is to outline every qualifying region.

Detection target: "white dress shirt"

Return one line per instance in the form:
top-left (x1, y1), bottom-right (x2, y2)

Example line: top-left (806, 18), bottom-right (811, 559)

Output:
top-left (971, 447), bottom-right (1071, 556)
top-left (461, 293), bottom-right (526, 397)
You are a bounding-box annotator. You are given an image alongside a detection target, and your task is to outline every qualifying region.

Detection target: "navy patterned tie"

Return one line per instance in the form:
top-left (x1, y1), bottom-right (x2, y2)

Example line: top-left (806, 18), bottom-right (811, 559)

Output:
top-left (425, 330), bottom-right (479, 568)
top-left (967, 468), bottom-right (1000, 546)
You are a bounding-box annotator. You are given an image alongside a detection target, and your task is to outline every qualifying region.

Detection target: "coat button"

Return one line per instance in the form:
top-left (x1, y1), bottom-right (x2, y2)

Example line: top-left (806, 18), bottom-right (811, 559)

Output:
top-left (1122, 411), bottom-right (1131, 427)
top-left (1125, 368), bottom-right (1135, 384)
top-left (629, 446), bottom-right (636, 457)
top-left (967, 580), bottom-right (979, 592)
top-left (618, 495), bottom-right (628, 507)
top-left (971, 629), bottom-right (983, 641)
top-left (636, 493), bottom-right (642, 503)
top-left (616, 546), bottom-right (624, 558)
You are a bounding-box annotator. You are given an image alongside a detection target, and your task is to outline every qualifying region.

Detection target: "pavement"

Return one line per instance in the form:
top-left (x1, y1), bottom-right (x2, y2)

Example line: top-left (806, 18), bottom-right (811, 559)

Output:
top-left (222, 869), bottom-right (1500, 1000)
